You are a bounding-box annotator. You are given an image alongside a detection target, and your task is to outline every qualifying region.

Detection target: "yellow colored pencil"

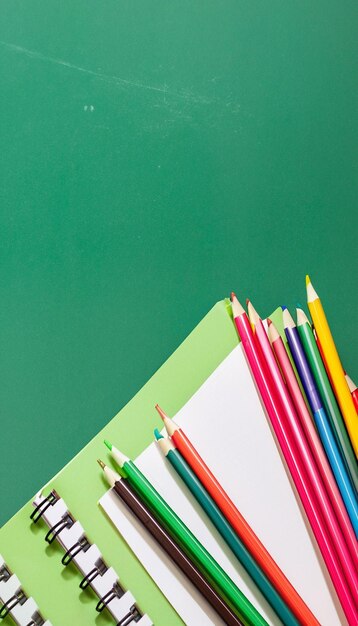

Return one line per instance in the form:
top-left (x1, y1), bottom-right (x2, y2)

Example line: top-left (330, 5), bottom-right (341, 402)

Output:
top-left (306, 276), bottom-right (358, 458)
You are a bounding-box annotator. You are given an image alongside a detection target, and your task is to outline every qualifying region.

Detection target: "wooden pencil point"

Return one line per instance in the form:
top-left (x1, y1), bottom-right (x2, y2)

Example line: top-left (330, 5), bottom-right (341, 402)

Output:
top-left (230, 293), bottom-right (245, 318)
top-left (155, 404), bottom-right (168, 421)
top-left (247, 300), bottom-right (260, 326)
top-left (282, 307), bottom-right (296, 330)
top-left (267, 321), bottom-right (280, 343)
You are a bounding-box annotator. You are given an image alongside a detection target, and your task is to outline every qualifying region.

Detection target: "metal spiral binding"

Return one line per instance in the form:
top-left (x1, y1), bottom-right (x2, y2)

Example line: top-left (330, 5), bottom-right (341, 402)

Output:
top-left (31, 490), bottom-right (152, 625)
top-left (0, 555), bottom-right (52, 626)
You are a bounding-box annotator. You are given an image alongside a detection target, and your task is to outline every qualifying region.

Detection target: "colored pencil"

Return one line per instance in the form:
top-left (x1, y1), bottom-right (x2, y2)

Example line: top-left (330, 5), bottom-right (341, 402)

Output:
top-left (268, 317), bottom-right (358, 554)
top-left (248, 301), bottom-right (358, 603)
top-left (345, 373), bottom-right (358, 414)
top-left (98, 461), bottom-right (244, 626)
top-left (156, 413), bottom-right (320, 622)
top-left (103, 441), bottom-right (268, 626)
top-left (288, 308), bottom-right (358, 533)
top-left (154, 429), bottom-right (300, 626)
top-left (295, 309), bottom-right (358, 493)
top-left (294, 309), bottom-right (358, 502)
top-left (306, 276), bottom-right (358, 458)
top-left (230, 294), bottom-right (357, 625)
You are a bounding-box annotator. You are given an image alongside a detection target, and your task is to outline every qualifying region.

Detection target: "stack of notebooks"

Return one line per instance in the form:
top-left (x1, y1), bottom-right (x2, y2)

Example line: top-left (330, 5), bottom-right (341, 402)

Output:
top-left (0, 278), bottom-right (357, 626)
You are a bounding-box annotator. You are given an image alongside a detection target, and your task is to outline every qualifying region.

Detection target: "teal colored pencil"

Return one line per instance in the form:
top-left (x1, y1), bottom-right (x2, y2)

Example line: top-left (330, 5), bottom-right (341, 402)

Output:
top-left (154, 429), bottom-right (300, 626)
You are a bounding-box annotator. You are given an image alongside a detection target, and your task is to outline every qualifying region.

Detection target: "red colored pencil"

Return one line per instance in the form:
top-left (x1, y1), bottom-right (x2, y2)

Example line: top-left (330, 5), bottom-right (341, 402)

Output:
top-left (156, 405), bottom-right (320, 624)
top-left (230, 294), bottom-right (357, 624)
top-left (247, 301), bottom-right (358, 597)
top-left (267, 319), bottom-right (357, 561)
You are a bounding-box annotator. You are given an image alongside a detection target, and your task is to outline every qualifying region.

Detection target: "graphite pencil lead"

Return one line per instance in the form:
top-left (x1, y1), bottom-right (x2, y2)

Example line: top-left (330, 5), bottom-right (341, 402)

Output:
top-left (104, 439), bottom-right (112, 451)
top-left (97, 459), bottom-right (105, 470)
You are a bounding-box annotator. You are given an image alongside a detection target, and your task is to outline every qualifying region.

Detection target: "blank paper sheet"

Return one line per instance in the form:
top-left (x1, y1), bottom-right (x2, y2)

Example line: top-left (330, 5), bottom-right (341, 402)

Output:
top-left (100, 344), bottom-right (344, 626)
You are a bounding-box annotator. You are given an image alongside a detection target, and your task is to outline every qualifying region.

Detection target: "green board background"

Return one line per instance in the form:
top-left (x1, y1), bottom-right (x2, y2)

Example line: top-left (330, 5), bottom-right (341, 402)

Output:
top-left (1, 0), bottom-right (357, 533)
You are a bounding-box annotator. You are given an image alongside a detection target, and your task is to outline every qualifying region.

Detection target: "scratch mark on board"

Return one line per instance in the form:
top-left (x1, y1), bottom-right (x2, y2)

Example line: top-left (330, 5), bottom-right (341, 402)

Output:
top-left (0, 40), bottom-right (212, 105)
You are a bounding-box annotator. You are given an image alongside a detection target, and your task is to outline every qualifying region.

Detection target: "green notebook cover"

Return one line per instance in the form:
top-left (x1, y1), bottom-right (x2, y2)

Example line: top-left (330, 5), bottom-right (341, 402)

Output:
top-left (0, 300), bottom-right (284, 626)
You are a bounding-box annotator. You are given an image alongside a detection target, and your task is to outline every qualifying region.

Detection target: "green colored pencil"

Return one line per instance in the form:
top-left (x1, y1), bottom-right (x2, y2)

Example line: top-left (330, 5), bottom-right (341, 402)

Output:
top-left (104, 440), bottom-right (268, 626)
top-left (154, 429), bottom-right (300, 626)
top-left (296, 308), bottom-right (358, 492)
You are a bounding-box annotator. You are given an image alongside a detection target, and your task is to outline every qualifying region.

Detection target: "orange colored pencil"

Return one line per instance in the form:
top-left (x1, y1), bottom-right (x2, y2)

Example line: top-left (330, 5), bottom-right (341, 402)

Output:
top-left (156, 402), bottom-right (320, 626)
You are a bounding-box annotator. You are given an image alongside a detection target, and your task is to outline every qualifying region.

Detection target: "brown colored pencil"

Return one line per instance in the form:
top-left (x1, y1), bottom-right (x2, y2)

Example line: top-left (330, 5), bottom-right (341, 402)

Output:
top-left (98, 460), bottom-right (243, 626)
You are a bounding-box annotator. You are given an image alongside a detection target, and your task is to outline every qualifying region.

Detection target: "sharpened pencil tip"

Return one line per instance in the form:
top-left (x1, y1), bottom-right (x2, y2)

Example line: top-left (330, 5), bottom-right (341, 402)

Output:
top-left (267, 320), bottom-right (280, 343)
top-left (104, 439), bottom-right (112, 451)
top-left (155, 404), bottom-right (168, 421)
top-left (97, 459), bottom-right (105, 470)
top-left (230, 292), bottom-right (236, 302)
top-left (230, 293), bottom-right (245, 317)
top-left (281, 305), bottom-right (287, 311)
top-left (247, 300), bottom-right (260, 325)
top-left (267, 318), bottom-right (272, 326)
top-left (283, 307), bottom-right (296, 329)
top-left (154, 428), bottom-right (163, 440)
top-left (296, 307), bottom-right (310, 327)
top-left (306, 276), bottom-right (318, 302)
top-left (246, 298), bottom-right (250, 306)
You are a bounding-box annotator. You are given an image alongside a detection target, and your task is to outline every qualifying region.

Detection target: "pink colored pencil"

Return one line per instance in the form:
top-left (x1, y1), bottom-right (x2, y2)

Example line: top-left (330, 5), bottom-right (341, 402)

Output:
top-left (231, 293), bottom-right (358, 625)
top-left (247, 302), bottom-right (358, 602)
top-left (268, 319), bottom-right (358, 563)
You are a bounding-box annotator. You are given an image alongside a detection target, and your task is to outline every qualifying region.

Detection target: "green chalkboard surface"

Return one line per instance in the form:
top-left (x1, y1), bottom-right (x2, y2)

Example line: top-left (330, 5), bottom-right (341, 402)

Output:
top-left (0, 0), bottom-right (357, 543)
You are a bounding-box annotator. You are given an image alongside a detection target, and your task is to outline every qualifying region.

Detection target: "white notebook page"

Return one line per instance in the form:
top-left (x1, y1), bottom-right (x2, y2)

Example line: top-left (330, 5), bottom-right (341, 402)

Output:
top-left (100, 344), bottom-right (345, 626)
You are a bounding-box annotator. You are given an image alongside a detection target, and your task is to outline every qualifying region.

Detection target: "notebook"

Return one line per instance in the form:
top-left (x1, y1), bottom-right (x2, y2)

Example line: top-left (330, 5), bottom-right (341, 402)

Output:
top-left (0, 300), bottom-right (345, 625)
top-left (0, 300), bottom-right (243, 626)
top-left (100, 343), bottom-right (344, 626)
top-left (0, 554), bottom-right (52, 626)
